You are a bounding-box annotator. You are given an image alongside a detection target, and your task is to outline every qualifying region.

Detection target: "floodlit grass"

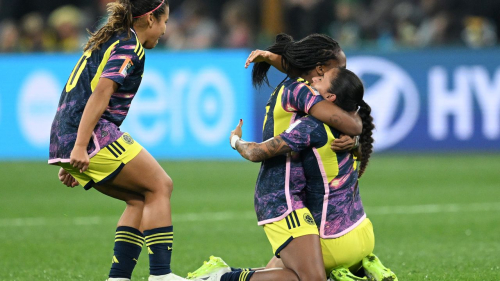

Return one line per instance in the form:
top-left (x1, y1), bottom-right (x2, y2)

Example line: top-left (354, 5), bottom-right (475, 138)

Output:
top-left (1, 154), bottom-right (499, 280)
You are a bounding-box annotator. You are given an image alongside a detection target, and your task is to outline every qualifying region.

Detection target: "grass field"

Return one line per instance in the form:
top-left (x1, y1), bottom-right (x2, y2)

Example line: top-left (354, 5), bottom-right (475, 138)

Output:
top-left (1, 154), bottom-right (499, 281)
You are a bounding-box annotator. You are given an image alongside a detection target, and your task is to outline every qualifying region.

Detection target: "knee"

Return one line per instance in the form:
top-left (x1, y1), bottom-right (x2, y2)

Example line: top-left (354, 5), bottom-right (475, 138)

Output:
top-left (158, 174), bottom-right (174, 198)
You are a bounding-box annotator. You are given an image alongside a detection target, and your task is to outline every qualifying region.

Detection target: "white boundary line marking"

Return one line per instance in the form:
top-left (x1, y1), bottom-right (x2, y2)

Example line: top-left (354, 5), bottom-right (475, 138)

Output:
top-left (1, 202), bottom-right (499, 227)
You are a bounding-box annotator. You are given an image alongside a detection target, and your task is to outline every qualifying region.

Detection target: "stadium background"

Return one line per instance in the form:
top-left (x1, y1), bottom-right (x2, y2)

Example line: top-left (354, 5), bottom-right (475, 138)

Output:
top-left (0, 0), bottom-right (499, 280)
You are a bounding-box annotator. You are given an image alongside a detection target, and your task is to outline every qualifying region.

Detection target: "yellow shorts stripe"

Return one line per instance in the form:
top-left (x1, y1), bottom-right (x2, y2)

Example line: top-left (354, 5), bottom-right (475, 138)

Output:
top-left (59, 133), bottom-right (143, 190)
top-left (263, 208), bottom-right (319, 257)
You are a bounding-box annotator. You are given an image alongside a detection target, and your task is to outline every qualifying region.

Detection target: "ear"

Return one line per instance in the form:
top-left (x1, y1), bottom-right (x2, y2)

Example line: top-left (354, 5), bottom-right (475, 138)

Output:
top-left (326, 93), bottom-right (336, 103)
top-left (315, 64), bottom-right (325, 76)
top-left (147, 13), bottom-right (155, 28)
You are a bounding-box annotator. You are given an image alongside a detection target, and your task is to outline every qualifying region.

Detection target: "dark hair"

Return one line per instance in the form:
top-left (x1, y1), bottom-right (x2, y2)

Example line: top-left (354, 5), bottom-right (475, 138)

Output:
top-left (84, 0), bottom-right (168, 52)
top-left (329, 68), bottom-right (374, 178)
top-left (252, 33), bottom-right (342, 87)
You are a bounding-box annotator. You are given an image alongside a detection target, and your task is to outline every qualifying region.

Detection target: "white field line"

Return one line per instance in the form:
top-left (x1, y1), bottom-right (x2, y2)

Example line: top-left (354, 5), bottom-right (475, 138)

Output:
top-left (1, 202), bottom-right (499, 227)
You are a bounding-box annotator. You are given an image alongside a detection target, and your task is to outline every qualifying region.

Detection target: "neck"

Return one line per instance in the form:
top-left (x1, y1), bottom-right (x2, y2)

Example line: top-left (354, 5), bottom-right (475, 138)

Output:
top-left (132, 24), bottom-right (148, 46)
top-left (300, 73), bottom-right (316, 84)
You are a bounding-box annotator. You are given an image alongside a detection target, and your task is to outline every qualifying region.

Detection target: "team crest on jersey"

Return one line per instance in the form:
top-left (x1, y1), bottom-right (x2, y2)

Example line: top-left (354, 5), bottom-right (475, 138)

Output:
top-left (119, 58), bottom-right (134, 77)
top-left (303, 213), bottom-right (315, 225)
top-left (122, 134), bottom-right (134, 145)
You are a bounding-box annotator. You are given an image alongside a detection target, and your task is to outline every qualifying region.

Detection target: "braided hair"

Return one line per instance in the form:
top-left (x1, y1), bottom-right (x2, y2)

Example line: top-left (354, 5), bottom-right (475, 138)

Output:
top-left (252, 33), bottom-right (343, 87)
top-left (84, 0), bottom-right (168, 52)
top-left (328, 68), bottom-right (374, 178)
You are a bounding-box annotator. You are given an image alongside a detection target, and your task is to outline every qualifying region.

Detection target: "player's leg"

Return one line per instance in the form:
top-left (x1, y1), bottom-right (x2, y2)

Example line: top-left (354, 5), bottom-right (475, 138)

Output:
top-left (279, 234), bottom-right (326, 281)
top-left (265, 256), bottom-right (284, 269)
top-left (94, 184), bottom-right (146, 281)
top-left (104, 148), bottom-right (183, 280)
top-left (188, 256), bottom-right (298, 281)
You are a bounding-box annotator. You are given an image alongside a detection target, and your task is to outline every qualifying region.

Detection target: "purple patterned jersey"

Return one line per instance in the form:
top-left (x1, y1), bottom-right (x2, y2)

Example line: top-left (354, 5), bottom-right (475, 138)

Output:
top-left (280, 116), bottom-right (366, 238)
top-left (49, 29), bottom-right (145, 163)
top-left (255, 78), bottom-right (324, 225)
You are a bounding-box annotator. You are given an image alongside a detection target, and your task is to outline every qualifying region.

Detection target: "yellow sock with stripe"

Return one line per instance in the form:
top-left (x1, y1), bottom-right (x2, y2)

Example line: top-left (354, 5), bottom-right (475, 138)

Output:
top-left (221, 270), bottom-right (255, 281)
top-left (144, 226), bottom-right (173, 276)
top-left (109, 226), bottom-right (144, 279)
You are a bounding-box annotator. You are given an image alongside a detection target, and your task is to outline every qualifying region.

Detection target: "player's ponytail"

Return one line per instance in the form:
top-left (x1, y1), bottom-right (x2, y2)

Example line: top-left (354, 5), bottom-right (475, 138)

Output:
top-left (84, 0), bottom-right (168, 52)
top-left (327, 68), bottom-right (374, 177)
top-left (357, 100), bottom-right (374, 178)
top-left (252, 33), bottom-right (343, 88)
top-left (252, 33), bottom-right (294, 87)
top-left (84, 0), bottom-right (133, 52)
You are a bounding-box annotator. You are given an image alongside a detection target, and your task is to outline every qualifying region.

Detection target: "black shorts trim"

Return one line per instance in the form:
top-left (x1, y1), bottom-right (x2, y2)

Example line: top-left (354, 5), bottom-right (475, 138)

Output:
top-left (83, 163), bottom-right (125, 191)
top-left (275, 236), bottom-right (294, 258)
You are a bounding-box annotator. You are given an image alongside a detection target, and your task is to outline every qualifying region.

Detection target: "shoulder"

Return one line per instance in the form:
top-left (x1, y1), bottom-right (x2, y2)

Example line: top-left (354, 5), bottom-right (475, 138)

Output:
top-left (101, 30), bottom-right (143, 60)
top-left (284, 78), bottom-right (317, 96)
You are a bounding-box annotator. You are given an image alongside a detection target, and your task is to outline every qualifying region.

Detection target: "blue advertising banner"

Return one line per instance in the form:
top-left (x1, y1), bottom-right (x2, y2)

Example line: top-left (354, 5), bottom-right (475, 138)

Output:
top-left (0, 50), bottom-right (254, 160)
top-left (0, 48), bottom-right (499, 160)
top-left (255, 48), bottom-right (500, 152)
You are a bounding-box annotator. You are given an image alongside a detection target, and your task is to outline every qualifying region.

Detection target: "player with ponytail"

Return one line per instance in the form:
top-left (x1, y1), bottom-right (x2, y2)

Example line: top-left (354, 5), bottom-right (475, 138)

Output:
top-left (49, 1), bottom-right (186, 281)
top-left (199, 34), bottom-right (361, 281)
top-left (224, 68), bottom-right (397, 281)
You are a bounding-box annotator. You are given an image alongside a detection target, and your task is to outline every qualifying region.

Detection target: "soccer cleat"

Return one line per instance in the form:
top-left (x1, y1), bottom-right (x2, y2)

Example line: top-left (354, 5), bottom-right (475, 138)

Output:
top-left (362, 254), bottom-right (398, 281)
top-left (150, 273), bottom-right (190, 281)
top-left (329, 267), bottom-right (368, 281)
top-left (186, 256), bottom-right (231, 281)
top-left (106, 279), bottom-right (130, 281)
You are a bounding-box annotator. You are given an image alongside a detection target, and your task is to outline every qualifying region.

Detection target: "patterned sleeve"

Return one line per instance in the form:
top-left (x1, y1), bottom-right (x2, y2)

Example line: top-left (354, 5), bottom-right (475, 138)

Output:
top-left (280, 116), bottom-right (328, 152)
top-left (282, 82), bottom-right (325, 114)
top-left (100, 40), bottom-right (141, 85)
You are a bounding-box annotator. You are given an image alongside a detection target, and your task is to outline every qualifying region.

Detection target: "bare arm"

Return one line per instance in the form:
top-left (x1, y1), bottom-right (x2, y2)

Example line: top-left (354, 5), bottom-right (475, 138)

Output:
top-left (309, 100), bottom-right (362, 136)
top-left (230, 119), bottom-right (291, 162)
top-left (245, 50), bottom-right (284, 73)
top-left (235, 137), bottom-right (292, 162)
top-left (70, 78), bottom-right (118, 172)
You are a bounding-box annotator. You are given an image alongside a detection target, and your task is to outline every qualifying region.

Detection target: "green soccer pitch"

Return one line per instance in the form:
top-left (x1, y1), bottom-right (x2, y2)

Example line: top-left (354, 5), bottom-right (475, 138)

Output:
top-left (1, 154), bottom-right (499, 280)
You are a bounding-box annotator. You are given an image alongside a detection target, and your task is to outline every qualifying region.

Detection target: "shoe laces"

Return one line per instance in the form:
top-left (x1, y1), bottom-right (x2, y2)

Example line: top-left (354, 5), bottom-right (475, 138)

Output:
top-left (187, 256), bottom-right (219, 278)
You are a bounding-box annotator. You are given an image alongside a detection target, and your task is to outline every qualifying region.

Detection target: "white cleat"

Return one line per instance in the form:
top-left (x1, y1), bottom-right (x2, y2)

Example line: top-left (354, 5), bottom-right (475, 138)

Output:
top-left (150, 273), bottom-right (190, 281)
top-left (106, 278), bottom-right (130, 281)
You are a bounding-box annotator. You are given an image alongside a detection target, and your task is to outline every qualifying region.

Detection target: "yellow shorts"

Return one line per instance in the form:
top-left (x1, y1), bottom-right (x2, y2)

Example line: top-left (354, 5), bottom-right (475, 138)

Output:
top-left (321, 218), bottom-right (375, 273)
top-left (59, 133), bottom-right (143, 190)
top-left (263, 208), bottom-right (319, 257)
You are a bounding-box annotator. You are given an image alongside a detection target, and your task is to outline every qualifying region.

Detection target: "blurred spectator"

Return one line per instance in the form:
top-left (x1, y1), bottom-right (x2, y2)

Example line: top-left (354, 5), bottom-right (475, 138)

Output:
top-left (48, 5), bottom-right (85, 52)
top-left (391, 1), bottom-right (420, 47)
top-left (221, 1), bottom-right (255, 48)
top-left (1, 0), bottom-right (500, 52)
top-left (462, 16), bottom-right (497, 48)
top-left (284, 0), bottom-right (331, 40)
top-left (19, 12), bottom-right (55, 52)
top-left (0, 20), bottom-right (20, 52)
top-left (356, 0), bottom-right (396, 43)
top-left (164, 0), bottom-right (219, 50)
top-left (414, 0), bottom-right (460, 47)
top-left (328, 0), bottom-right (362, 49)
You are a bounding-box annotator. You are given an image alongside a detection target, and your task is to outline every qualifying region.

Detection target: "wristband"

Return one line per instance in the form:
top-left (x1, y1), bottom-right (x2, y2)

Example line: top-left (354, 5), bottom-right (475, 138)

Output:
top-left (231, 135), bottom-right (240, 149)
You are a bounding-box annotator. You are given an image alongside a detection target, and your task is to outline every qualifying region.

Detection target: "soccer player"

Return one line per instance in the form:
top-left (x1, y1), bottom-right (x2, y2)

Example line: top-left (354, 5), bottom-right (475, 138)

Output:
top-left (186, 34), bottom-right (362, 281)
top-left (228, 68), bottom-right (397, 281)
top-left (49, 1), bottom-right (185, 281)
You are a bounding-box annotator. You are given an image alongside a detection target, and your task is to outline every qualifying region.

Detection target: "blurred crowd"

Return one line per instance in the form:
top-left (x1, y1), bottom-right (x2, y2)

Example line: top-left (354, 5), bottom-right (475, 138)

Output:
top-left (1, 0), bottom-right (499, 53)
